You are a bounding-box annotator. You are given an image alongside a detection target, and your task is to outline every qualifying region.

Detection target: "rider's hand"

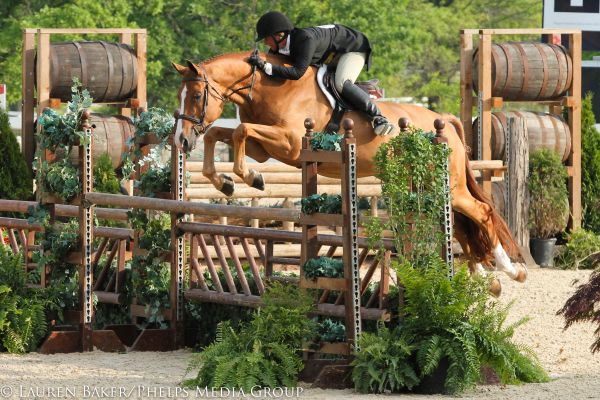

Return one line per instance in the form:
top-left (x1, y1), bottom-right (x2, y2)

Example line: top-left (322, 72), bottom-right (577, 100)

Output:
top-left (246, 54), bottom-right (266, 70)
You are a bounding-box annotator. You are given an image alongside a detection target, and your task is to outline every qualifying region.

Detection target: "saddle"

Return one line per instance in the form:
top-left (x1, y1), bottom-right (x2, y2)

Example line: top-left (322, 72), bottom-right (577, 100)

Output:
top-left (318, 66), bottom-right (385, 132)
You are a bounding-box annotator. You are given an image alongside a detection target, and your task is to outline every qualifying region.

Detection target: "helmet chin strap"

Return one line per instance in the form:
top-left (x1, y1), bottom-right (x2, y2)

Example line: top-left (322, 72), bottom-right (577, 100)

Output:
top-left (270, 32), bottom-right (288, 51)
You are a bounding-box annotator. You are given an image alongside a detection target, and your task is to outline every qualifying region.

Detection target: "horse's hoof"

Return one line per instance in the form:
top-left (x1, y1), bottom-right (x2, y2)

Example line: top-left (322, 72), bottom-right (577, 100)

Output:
top-left (250, 170), bottom-right (265, 191)
top-left (489, 278), bottom-right (502, 297)
top-left (219, 174), bottom-right (235, 196)
top-left (513, 263), bottom-right (528, 283)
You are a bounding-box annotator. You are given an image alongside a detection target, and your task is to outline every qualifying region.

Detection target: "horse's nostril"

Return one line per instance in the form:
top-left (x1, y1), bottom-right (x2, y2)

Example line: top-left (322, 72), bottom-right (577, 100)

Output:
top-left (182, 138), bottom-right (189, 152)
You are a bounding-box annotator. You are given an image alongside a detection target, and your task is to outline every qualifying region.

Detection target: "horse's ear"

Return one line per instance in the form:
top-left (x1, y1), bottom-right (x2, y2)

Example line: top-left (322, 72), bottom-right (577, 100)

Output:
top-left (186, 60), bottom-right (202, 76)
top-left (172, 62), bottom-right (187, 76)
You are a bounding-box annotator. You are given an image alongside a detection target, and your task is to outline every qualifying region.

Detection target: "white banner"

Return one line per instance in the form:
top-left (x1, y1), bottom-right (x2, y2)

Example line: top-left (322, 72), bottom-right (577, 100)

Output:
top-left (0, 84), bottom-right (6, 111)
top-left (543, 0), bottom-right (600, 31)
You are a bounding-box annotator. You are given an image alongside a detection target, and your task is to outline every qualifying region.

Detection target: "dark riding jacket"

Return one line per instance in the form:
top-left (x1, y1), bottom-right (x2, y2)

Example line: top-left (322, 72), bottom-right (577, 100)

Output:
top-left (268, 24), bottom-right (372, 80)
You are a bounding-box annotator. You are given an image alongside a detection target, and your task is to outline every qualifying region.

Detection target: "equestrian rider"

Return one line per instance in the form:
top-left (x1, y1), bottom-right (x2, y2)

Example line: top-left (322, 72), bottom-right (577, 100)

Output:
top-left (246, 11), bottom-right (395, 135)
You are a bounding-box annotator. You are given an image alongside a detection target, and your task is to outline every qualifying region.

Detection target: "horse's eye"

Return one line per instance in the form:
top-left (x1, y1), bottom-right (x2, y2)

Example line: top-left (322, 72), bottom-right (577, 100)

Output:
top-left (193, 93), bottom-right (202, 100)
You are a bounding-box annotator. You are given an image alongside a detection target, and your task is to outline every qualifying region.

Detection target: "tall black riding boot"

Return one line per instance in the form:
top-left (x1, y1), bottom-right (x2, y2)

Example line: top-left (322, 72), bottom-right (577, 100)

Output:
top-left (340, 80), bottom-right (395, 135)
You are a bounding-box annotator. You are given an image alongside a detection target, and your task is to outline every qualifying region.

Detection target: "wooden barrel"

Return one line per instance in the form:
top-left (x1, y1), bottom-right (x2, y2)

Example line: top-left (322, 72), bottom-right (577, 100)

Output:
top-left (491, 181), bottom-right (506, 218)
top-left (472, 42), bottom-right (572, 100)
top-left (68, 114), bottom-right (135, 169)
top-left (472, 111), bottom-right (571, 162)
top-left (37, 41), bottom-right (138, 102)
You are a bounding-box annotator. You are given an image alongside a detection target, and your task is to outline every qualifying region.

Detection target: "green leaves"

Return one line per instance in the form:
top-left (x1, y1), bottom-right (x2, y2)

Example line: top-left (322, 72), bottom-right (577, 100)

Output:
top-left (38, 158), bottom-right (81, 202)
top-left (373, 126), bottom-right (450, 266)
top-left (309, 132), bottom-right (342, 151)
top-left (300, 193), bottom-right (342, 214)
top-left (302, 256), bottom-right (344, 279)
top-left (134, 107), bottom-right (174, 141)
top-left (528, 149), bottom-right (569, 238)
top-left (184, 283), bottom-right (314, 390)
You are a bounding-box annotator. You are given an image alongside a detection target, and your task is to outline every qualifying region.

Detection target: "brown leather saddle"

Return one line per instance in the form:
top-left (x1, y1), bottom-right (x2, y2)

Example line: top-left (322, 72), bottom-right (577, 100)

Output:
top-left (322, 68), bottom-right (384, 132)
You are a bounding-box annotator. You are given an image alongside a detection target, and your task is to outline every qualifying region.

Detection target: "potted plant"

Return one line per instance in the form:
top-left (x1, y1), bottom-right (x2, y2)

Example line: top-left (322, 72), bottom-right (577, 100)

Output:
top-left (528, 149), bottom-right (570, 267)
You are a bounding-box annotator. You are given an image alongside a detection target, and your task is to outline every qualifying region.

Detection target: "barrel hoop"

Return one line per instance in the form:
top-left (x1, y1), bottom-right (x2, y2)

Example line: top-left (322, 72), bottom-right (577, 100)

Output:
top-left (99, 41), bottom-right (113, 101)
top-left (73, 42), bottom-right (88, 90)
top-left (130, 44), bottom-right (138, 96)
top-left (547, 113), bottom-right (563, 160)
top-left (491, 45), bottom-right (502, 93)
top-left (515, 43), bottom-right (529, 99)
top-left (549, 44), bottom-right (566, 98)
top-left (494, 112), bottom-right (507, 160)
top-left (533, 112), bottom-right (548, 152)
top-left (533, 43), bottom-right (549, 99)
top-left (564, 45), bottom-right (573, 94)
top-left (116, 44), bottom-right (127, 100)
top-left (497, 43), bottom-right (512, 98)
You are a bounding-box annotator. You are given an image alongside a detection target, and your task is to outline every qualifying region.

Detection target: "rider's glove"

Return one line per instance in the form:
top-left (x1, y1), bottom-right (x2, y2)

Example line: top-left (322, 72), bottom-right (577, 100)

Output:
top-left (246, 54), bottom-right (266, 70)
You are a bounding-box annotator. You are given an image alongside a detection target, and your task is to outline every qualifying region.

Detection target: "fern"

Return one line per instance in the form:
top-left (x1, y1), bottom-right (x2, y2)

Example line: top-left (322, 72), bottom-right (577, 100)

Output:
top-left (184, 283), bottom-right (315, 390)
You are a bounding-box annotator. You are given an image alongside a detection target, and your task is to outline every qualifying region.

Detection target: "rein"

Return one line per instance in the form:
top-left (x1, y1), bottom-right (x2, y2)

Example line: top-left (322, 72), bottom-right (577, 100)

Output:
top-left (176, 63), bottom-right (255, 135)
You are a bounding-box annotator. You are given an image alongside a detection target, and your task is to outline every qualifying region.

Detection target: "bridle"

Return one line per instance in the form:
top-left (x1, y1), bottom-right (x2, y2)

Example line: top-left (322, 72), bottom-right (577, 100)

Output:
top-left (175, 63), bottom-right (255, 136)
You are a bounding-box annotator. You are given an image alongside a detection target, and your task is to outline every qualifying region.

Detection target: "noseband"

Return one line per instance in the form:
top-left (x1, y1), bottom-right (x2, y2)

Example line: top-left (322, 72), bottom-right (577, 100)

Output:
top-left (176, 63), bottom-right (255, 136)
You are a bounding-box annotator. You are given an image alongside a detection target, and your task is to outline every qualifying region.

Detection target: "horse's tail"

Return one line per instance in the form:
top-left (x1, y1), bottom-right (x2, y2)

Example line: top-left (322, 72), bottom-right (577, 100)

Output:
top-left (444, 114), bottom-right (520, 262)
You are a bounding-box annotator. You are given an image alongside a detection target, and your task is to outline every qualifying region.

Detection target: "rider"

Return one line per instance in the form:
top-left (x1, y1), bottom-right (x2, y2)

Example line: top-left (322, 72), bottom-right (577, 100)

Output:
top-left (246, 11), bottom-right (395, 135)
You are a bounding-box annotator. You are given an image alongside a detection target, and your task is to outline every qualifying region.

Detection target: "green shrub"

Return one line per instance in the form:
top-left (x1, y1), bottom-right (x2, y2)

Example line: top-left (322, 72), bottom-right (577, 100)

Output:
top-left (555, 228), bottom-right (600, 270)
top-left (0, 110), bottom-right (32, 201)
top-left (93, 153), bottom-right (120, 194)
top-left (300, 193), bottom-right (342, 214)
top-left (0, 246), bottom-right (47, 353)
top-left (309, 132), bottom-right (342, 151)
top-left (184, 283), bottom-right (315, 390)
top-left (352, 257), bottom-right (549, 394)
top-left (581, 93), bottom-right (600, 232)
top-left (302, 256), bottom-right (344, 279)
top-left (38, 158), bottom-right (81, 202)
top-left (528, 149), bottom-right (569, 239)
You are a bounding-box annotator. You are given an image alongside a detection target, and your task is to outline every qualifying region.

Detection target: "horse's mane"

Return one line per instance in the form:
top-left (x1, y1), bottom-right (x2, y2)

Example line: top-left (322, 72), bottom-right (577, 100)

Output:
top-left (200, 51), bottom-right (291, 67)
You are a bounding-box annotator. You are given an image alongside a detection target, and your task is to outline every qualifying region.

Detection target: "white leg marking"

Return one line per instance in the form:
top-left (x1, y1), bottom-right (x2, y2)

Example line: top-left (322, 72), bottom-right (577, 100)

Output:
top-left (176, 85), bottom-right (187, 136)
top-left (493, 243), bottom-right (517, 278)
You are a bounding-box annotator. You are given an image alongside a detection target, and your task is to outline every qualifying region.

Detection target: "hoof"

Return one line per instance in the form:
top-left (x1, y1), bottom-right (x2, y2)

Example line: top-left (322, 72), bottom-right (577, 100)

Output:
top-left (513, 264), bottom-right (528, 283)
top-left (249, 169), bottom-right (265, 191)
top-left (219, 174), bottom-right (235, 196)
top-left (489, 278), bottom-right (502, 297)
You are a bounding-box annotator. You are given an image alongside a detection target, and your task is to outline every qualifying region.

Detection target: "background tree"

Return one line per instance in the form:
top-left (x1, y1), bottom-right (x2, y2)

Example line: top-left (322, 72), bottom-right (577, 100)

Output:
top-left (1, 0), bottom-right (541, 115)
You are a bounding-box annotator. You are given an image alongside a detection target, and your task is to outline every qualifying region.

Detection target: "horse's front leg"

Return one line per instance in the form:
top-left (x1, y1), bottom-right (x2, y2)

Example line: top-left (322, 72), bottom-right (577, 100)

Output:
top-left (202, 127), bottom-right (235, 195)
top-left (231, 123), bottom-right (297, 192)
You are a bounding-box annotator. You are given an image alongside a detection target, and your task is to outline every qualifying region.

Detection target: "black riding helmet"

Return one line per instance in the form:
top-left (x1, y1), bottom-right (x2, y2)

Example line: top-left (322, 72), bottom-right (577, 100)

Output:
top-left (255, 11), bottom-right (294, 42)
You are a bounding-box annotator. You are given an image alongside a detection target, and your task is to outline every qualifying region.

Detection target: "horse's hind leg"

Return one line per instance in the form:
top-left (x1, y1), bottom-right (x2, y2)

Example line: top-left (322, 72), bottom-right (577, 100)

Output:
top-left (454, 213), bottom-right (502, 297)
top-left (452, 189), bottom-right (527, 282)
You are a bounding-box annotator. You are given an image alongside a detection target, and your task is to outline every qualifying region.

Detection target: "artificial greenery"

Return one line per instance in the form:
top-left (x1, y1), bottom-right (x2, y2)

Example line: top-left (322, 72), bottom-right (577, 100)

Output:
top-left (0, 110), bottom-right (32, 202)
top-left (371, 126), bottom-right (450, 266)
top-left (557, 268), bottom-right (600, 353)
top-left (127, 210), bottom-right (172, 327)
top-left (121, 107), bottom-right (174, 180)
top-left (36, 78), bottom-right (92, 152)
top-left (528, 149), bottom-right (569, 239)
top-left (580, 93), bottom-right (600, 233)
top-left (184, 282), bottom-right (316, 390)
top-left (38, 158), bottom-right (81, 202)
top-left (0, 246), bottom-right (47, 353)
top-left (93, 153), bottom-right (121, 194)
top-left (300, 193), bottom-right (342, 214)
top-left (136, 163), bottom-right (172, 197)
top-left (555, 228), bottom-right (600, 270)
top-left (353, 257), bottom-right (549, 394)
top-left (310, 131), bottom-right (342, 151)
top-left (302, 256), bottom-right (344, 279)
top-left (315, 318), bottom-right (346, 343)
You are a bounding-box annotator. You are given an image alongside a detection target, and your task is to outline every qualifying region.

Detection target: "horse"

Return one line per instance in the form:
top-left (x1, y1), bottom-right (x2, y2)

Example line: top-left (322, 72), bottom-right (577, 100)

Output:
top-left (171, 51), bottom-right (527, 292)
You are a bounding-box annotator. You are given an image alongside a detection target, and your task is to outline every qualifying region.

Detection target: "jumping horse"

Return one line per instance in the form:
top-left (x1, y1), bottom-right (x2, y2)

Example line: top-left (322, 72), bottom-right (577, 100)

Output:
top-left (171, 51), bottom-right (527, 293)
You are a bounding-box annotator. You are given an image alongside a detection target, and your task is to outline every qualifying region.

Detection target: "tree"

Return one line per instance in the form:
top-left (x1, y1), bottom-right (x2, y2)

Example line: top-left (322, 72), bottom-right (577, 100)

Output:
top-left (0, 110), bottom-right (32, 201)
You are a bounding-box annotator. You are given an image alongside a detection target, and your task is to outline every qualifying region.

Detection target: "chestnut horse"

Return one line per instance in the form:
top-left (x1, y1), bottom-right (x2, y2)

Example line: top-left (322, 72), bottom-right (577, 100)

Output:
top-left (171, 52), bottom-right (527, 289)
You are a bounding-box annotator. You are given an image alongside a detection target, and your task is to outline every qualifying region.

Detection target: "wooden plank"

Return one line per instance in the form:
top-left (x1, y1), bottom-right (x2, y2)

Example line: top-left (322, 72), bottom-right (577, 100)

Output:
top-left (479, 28), bottom-right (581, 35)
top-left (135, 32), bottom-right (147, 110)
top-left (38, 28), bottom-right (147, 34)
top-left (299, 149), bottom-right (342, 164)
top-left (567, 32), bottom-right (582, 229)
top-left (189, 171), bottom-right (382, 185)
top-left (479, 32), bottom-right (493, 195)
top-left (299, 213), bottom-right (344, 227)
top-left (36, 32), bottom-right (50, 118)
top-left (186, 184), bottom-right (382, 199)
top-left (300, 277), bottom-right (347, 291)
top-left (22, 30), bottom-right (36, 171)
top-left (460, 31), bottom-right (474, 151)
